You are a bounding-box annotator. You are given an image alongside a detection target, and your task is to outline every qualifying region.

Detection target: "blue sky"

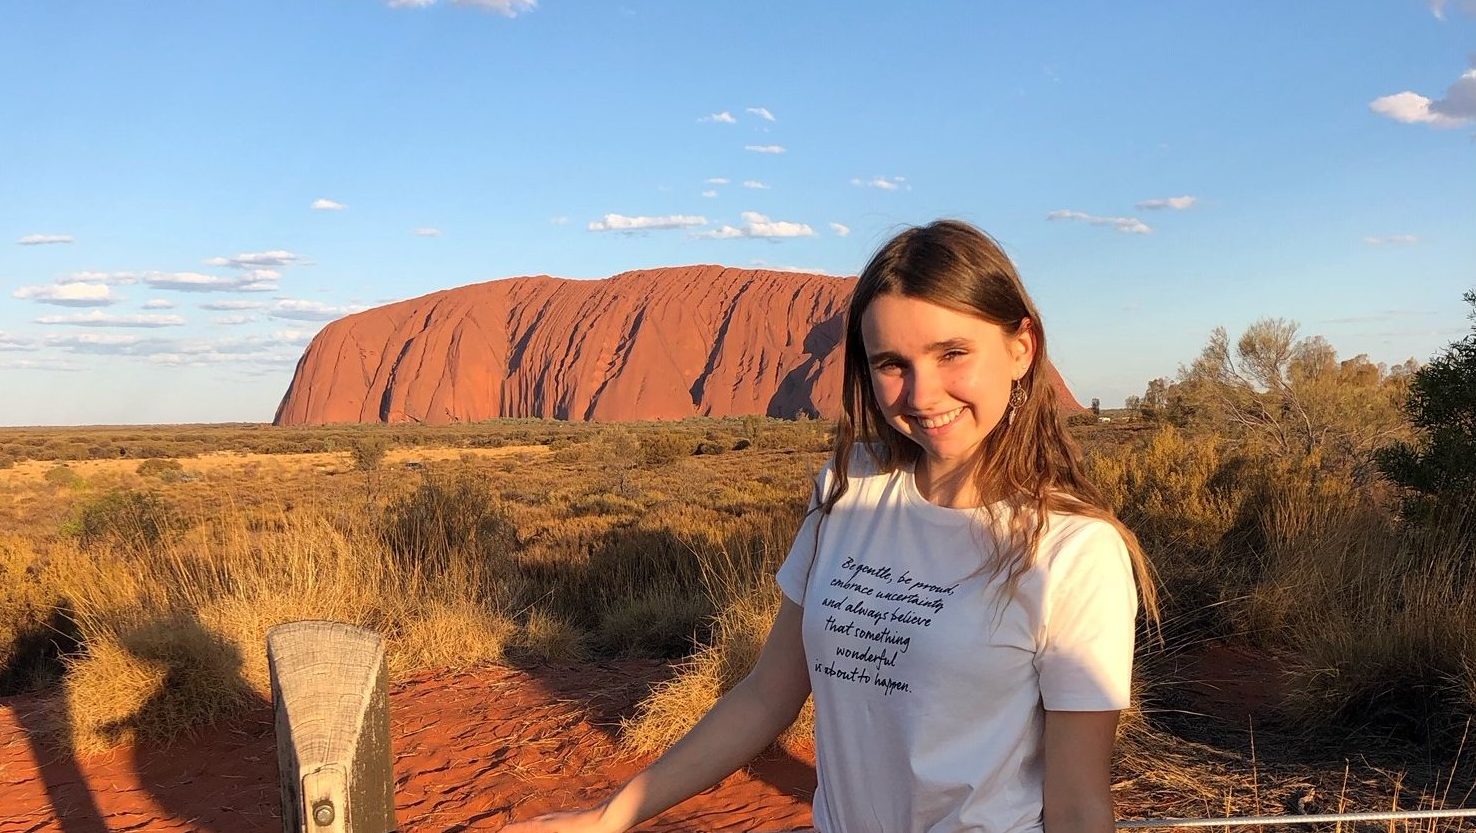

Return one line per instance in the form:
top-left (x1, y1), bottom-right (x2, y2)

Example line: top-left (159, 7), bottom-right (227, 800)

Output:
top-left (3, 1), bottom-right (1473, 425)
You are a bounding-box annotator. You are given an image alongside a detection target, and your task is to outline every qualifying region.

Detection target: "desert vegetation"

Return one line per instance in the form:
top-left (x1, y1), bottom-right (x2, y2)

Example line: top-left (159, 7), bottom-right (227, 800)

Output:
top-left (2, 295), bottom-right (1475, 826)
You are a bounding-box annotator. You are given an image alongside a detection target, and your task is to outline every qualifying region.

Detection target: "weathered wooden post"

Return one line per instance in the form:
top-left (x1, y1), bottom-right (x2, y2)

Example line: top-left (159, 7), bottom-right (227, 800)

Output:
top-left (267, 621), bottom-right (397, 833)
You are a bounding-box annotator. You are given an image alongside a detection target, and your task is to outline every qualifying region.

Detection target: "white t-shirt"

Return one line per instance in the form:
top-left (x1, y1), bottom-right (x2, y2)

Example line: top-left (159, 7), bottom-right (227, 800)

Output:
top-left (775, 446), bottom-right (1138, 833)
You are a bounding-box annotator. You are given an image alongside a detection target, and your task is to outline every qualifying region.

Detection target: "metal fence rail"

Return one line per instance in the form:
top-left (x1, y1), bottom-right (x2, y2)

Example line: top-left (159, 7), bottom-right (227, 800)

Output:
top-left (1119, 808), bottom-right (1476, 829)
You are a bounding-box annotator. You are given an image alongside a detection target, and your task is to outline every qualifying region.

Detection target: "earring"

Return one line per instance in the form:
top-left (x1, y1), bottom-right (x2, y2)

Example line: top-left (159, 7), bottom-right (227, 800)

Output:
top-left (1007, 378), bottom-right (1028, 427)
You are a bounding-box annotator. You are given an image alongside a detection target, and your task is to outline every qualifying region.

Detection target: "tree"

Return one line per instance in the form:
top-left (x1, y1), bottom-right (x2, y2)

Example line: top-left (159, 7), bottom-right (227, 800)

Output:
top-left (1376, 290), bottom-right (1476, 516)
top-left (1140, 318), bottom-right (1413, 476)
top-left (1090, 397), bottom-right (1101, 417)
top-left (349, 436), bottom-right (389, 471)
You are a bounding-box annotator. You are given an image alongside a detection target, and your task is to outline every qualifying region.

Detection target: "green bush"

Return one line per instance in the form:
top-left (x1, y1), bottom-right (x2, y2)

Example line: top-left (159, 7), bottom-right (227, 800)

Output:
top-left (640, 433), bottom-right (693, 466)
top-left (136, 458), bottom-right (186, 482)
top-left (67, 489), bottom-right (177, 551)
top-left (382, 470), bottom-right (519, 572)
top-left (43, 465), bottom-right (80, 487)
top-left (349, 436), bottom-right (389, 471)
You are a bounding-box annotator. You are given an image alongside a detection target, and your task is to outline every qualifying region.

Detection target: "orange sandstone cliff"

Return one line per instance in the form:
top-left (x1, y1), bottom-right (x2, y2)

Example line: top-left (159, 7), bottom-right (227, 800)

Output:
top-left (272, 266), bottom-right (1084, 425)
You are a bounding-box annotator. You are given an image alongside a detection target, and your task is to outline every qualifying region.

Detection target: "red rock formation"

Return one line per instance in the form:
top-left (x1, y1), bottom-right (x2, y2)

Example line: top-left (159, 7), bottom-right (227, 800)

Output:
top-left (273, 266), bottom-right (1085, 425)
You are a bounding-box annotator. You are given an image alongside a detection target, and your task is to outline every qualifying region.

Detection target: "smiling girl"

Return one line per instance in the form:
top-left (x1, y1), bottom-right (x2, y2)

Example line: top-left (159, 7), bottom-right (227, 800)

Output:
top-left (498, 219), bottom-right (1159, 833)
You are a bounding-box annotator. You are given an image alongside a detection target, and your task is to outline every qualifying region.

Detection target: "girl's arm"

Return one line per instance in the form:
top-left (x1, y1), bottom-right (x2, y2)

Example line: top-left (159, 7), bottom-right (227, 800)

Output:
top-left (497, 597), bottom-right (812, 833)
top-left (1042, 709), bottom-right (1120, 833)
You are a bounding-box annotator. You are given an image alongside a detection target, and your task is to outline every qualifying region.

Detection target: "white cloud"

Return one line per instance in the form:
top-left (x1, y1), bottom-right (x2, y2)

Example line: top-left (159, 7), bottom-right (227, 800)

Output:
top-left (746, 106), bottom-right (776, 122)
top-left (204, 250), bottom-right (303, 269)
top-left (57, 271), bottom-right (141, 285)
top-left (312, 198), bottom-right (346, 211)
top-left (587, 213), bottom-right (707, 232)
top-left (550, 216), bottom-right (569, 225)
top-left (699, 111), bottom-right (737, 124)
top-left (851, 176), bottom-right (907, 191)
top-left (705, 177), bottom-right (730, 185)
top-left (1136, 195), bottom-right (1198, 210)
top-left (13, 282), bottom-right (123, 307)
top-left (1370, 69), bottom-right (1476, 127)
top-left (1427, 0), bottom-right (1475, 19)
top-left (35, 310), bottom-right (186, 328)
top-left (142, 299), bottom-right (175, 310)
top-left (201, 300), bottom-right (268, 311)
top-left (272, 328), bottom-right (320, 346)
top-left (269, 299), bottom-right (366, 322)
top-left (829, 222), bottom-right (851, 237)
top-left (0, 332), bottom-right (36, 352)
top-left (17, 234), bottom-right (73, 246)
top-left (394, 0), bottom-right (537, 14)
top-left (0, 357), bottom-right (81, 371)
top-left (693, 211), bottom-right (815, 240)
top-left (701, 190), bottom-right (719, 198)
top-left (453, 0), bottom-right (537, 16)
top-left (1046, 209), bottom-right (1152, 235)
top-left (144, 271), bottom-right (279, 293)
top-left (1364, 234), bottom-right (1420, 246)
top-left (742, 180), bottom-right (770, 190)
top-left (414, 227), bottom-right (442, 237)
top-left (744, 144), bottom-right (786, 154)
top-left (213, 315), bottom-right (257, 326)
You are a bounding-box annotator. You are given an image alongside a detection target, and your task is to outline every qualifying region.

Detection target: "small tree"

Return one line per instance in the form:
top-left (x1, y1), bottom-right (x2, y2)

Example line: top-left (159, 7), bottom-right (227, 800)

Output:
top-left (1376, 290), bottom-right (1476, 517)
top-left (1090, 397), bottom-right (1101, 417)
top-left (349, 436), bottom-right (389, 471)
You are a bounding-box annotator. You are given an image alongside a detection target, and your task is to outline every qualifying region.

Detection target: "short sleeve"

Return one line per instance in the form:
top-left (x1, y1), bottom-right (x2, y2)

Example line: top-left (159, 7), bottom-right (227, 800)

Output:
top-left (1035, 520), bottom-right (1139, 711)
top-left (774, 463), bottom-right (832, 605)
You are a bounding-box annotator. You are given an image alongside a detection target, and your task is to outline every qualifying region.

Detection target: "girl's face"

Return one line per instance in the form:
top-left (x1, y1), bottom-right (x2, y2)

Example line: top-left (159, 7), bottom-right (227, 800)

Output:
top-left (860, 292), bottom-right (1034, 470)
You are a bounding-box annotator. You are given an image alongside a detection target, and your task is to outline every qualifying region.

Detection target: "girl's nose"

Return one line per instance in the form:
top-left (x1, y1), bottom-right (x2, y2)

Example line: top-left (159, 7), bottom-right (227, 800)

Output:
top-left (906, 366), bottom-right (943, 412)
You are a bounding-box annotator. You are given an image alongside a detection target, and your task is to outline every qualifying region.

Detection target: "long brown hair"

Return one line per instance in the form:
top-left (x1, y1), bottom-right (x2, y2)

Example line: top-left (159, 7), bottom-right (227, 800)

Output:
top-left (820, 219), bottom-right (1159, 626)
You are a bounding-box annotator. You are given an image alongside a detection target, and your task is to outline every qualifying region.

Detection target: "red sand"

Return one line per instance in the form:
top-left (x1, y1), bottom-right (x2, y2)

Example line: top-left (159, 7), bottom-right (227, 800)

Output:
top-left (0, 660), bottom-right (815, 833)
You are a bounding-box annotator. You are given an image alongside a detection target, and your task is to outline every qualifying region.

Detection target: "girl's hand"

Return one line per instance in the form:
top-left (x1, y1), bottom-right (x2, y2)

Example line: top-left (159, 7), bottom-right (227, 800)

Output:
top-left (497, 807), bottom-right (615, 833)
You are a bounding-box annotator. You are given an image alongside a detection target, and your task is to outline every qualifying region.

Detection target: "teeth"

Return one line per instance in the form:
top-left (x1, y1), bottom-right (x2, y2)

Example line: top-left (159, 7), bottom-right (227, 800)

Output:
top-left (916, 407), bottom-right (963, 429)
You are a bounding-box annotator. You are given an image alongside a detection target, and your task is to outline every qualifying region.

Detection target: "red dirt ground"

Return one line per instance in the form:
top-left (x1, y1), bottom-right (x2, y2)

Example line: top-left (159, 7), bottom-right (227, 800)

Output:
top-left (0, 660), bottom-right (816, 833)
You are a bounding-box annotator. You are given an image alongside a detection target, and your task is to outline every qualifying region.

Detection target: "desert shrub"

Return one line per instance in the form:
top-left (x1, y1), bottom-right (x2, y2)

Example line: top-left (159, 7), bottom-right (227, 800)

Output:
top-left (349, 436), bottom-right (389, 471)
top-left (693, 440), bottom-right (728, 456)
top-left (44, 464), bottom-right (80, 487)
top-left (66, 489), bottom-right (177, 551)
top-left (0, 453), bottom-right (15, 469)
top-left (595, 585), bottom-right (710, 657)
top-left (1377, 290), bottom-right (1476, 521)
top-left (381, 469), bottom-right (519, 573)
top-left (136, 458), bottom-right (185, 482)
top-left (732, 438), bottom-right (752, 451)
top-left (641, 432), bottom-right (693, 466)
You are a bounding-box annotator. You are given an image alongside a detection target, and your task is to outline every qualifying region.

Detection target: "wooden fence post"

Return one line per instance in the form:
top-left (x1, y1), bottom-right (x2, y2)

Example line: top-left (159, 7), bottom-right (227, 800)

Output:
top-left (267, 621), bottom-right (398, 833)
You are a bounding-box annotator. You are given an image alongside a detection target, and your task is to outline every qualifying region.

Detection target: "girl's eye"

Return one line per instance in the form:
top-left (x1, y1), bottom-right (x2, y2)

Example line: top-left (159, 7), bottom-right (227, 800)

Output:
top-left (941, 350), bottom-right (966, 362)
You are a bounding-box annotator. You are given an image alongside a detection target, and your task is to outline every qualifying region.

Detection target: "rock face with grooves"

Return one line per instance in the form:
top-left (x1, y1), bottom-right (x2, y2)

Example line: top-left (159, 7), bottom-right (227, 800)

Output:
top-left (273, 266), bottom-right (1084, 425)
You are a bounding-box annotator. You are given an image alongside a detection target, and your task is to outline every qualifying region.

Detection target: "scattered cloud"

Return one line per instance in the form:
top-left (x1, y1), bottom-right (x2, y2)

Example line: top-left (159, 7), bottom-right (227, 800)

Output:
top-left (587, 213), bottom-right (707, 232)
top-left (1046, 209), bottom-right (1152, 235)
top-left (142, 299), bottom-right (175, 309)
top-left (269, 299), bottom-right (366, 322)
top-left (57, 271), bottom-right (140, 285)
top-left (0, 357), bottom-right (81, 371)
top-left (200, 300), bottom-right (268, 311)
top-left (746, 106), bottom-right (776, 122)
top-left (1428, 0), bottom-right (1476, 19)
top-left (35, 310), bottom-right (186, 328)
top-left (829, 222), bottom-right (851, 237)
top-left (212, 315), bottom-right (257, 326)
top-left (273, 328), bottom-right (319, 346)
top-left (204, 250), bottom-right (303, 269)
top-left (311, 198), bottom-right (346, 211)
top-left (414, 227), bottom-right (442, 237)
top-left (13, 282), bottom-right (123, 307)
top-left (693, 211), bottom-right (815, 240)
top-left (388, 0), bottom-right (537, 15)
top-left (701, 190), bottom-right (719, 198)
top-left (17, 233), bottom-right (73, 246)
top-left (1136, 195), bottom-right (1198, 210)
top-left (550, 216), bottom-right (570, 225)
top-left (1364, 234), bottom-right (1420, 245)
top-left (1370, 68), bottom-right (1476, 127)
top-left (0, 332), bottom-right (36, 352)
top-left (742, 180), bottom-right (770, 190)
top-left (851, 176), bottom-right (907, 191)
top-left (699, 111), bottom-right (737, 124)
top-left (744, 144), bottom-right (786, 154)
top-left (144, 271), bottom-right (279, 293)
top-left (41, 331), bottom-right (310, 369)
top-left (705, 178), bottom-right (730, 185)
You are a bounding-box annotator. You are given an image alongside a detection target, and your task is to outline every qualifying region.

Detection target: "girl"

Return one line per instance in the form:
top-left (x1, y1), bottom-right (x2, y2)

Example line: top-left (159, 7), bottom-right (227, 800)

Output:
top-left (499, 219), bottom-right (1158, 833)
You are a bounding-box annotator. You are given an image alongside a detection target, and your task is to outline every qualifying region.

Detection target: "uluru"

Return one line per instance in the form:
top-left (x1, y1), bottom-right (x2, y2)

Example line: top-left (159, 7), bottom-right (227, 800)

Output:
top-left (273, 266), bottom-right (1084, 426)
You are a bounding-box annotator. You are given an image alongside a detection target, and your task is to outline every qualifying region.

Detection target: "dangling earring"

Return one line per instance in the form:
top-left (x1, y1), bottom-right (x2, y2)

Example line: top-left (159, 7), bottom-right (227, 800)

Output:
top-left (1007, 378), bottom-right (1028, 427)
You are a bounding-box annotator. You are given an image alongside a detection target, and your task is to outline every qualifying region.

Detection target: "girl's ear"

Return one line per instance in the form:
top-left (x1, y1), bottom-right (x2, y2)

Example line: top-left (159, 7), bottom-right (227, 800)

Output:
top-left (1011, 318), bottom-right (1036, 379)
